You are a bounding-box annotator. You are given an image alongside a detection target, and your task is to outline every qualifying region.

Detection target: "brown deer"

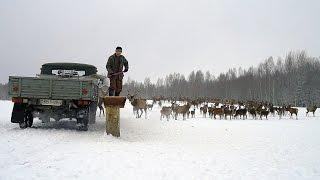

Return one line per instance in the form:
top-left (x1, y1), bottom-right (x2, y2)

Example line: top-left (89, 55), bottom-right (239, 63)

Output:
top-left (256, 105), bottom-right (270, 120)
top-left (208, 107), bottom-right (214, 118)
top-left (213, 106), bottom-right (224, 119)
top-left (160, 106), bottom-right (173, 121)
top-left (201, 104), bottom-right (208, 118)
top-left (234, 108), bottom-right (247, 120)
top-left (286, 106), bottom-right (298, 119)
top-left (268, 104), bottom-right (276, 117)
top-left (306, 105), bottom-right (317, 117)
top-left (248, 106), bottom-right (257, 120)
top-left (97, 86), bottom-right (107, 117)
top-left (223, 105), bottom-right (234, 120)
top-left (172, 102), bottom-right (191, 120)
top-left (276, 106), bottom-right (286, 119)
top-left (127, 94), bottom-right (147, 119)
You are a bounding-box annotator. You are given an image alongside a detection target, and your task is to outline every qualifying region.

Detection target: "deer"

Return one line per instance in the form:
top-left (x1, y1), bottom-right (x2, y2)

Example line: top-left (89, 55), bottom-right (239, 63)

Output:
top-left (172, 102), bottom-right (191, 120)
top-left (127, 94), bottom-right (147, 119)
top-left (234, 106), bottom-right (247, 120)
top-left (208, 106), bottom-right (214, 118)
top-left (213, 105), bottom-right (224, 119)
top-left (160, 106), bottom-right (173, 121)
top-left (268, 104), bottom-right (276, 117)
top-left (276, 106), bottom-right (286, 119)
top-left (223, 105), bottom-right (234, 120)
top-left (97, 84), bottom-right (108, 117)
top-left (97, 97), bottom-right (105, 117)
top-left (286, 105), bottom-right (298, 119)
top-left (190, 108), bottom-right (196, 118)
top-left (306, 105), bottom-right (317, 117)
top-left (201, 104), bottom-right (208, 118)
top-left (248, 106), bottom-right (257, 120)
top-left (257, 105), bottom-right (269, 120)
top-left (147, 103), bottom-right (154, 111)
top-left (200, 107), bottom-right (204, 115)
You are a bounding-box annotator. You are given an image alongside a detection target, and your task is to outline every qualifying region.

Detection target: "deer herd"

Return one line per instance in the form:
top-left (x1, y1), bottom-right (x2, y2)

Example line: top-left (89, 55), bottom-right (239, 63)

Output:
top-left (97, 91), bottom-right (318, 121)
top-left (123, 95), bottom-right (318, 121)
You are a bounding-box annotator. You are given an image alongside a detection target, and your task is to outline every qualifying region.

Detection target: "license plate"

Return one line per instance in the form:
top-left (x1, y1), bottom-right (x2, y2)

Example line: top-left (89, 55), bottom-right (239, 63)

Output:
top-left (40, 99), bottom-right (63, 106)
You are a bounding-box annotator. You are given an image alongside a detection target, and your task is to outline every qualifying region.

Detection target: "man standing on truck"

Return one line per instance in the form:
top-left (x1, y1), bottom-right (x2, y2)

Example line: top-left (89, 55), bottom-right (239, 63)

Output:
top-left (106, 46), bottom-right (129, 96)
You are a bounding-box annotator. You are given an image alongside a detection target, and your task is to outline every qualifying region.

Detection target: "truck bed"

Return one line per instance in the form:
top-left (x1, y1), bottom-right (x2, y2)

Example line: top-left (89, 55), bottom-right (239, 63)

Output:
top-left (8, 76), bottom-right (97, 101)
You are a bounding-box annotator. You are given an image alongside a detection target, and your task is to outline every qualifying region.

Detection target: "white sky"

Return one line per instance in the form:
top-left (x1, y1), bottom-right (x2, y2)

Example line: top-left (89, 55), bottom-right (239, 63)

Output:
top-left (0, 0), bottom-right (319, 83)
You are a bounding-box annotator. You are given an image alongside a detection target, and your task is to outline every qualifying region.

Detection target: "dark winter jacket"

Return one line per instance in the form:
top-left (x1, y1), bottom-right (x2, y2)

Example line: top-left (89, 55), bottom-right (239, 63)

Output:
top-left (106, 54), bottom-right (129, 77)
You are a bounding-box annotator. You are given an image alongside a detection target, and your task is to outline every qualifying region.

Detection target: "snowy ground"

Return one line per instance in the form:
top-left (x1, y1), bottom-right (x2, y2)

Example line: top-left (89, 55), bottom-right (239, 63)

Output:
top-left (0, 100), bottom-right (320, 180)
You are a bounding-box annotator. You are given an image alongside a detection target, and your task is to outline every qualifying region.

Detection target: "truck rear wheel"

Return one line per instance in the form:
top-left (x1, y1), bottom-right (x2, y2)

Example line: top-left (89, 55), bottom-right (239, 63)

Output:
top-left (19, 111), bottom-right (33, 129)
top-left (77, 118), bottom-right (88, 131)
top-left (76, 105), bottom-right (93, 131)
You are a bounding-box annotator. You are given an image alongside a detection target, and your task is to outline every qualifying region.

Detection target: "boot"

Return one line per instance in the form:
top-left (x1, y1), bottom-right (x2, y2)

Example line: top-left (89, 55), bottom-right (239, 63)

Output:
top-left (115, 91), bottom-right (121, 96)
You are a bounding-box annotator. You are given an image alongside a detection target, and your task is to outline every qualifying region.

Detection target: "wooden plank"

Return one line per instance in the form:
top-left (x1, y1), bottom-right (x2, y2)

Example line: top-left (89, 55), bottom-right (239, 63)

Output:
top-left (18, 78), bottom-right (21, 97)
top-left (49, 79), bottom-right (52, 98)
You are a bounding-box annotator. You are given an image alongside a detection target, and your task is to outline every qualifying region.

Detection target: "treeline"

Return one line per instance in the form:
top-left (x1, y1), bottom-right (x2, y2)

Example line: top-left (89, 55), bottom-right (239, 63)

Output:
top-left (0, 83), bottom-right (9, 100)
top-left (123, 51), bottom-right (320, 107)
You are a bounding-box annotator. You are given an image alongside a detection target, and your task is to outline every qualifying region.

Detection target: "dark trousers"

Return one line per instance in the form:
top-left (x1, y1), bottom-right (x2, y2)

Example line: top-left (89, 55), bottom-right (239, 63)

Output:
top-left (109, 76), bottom-right (123, 96)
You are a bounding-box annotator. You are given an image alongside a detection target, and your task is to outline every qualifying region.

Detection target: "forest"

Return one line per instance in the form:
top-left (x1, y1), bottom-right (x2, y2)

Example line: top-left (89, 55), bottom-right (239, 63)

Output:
top-left (0, 83), bottom-right (8, 100)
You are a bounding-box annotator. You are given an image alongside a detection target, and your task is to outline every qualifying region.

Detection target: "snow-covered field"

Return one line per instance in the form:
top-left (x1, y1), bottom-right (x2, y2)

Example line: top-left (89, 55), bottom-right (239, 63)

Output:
top-left (0, 100), bottom-right (320, 180)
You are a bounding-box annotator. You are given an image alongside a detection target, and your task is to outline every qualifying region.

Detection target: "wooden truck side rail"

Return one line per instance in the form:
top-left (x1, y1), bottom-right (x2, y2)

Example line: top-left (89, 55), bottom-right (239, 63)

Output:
top-left (8, 76), bottom-right (97, 101)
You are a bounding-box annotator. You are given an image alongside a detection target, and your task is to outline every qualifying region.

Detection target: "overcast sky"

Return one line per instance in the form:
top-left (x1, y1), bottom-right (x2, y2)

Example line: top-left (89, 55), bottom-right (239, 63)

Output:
top-left (0, 0), bottom-right (319, 83)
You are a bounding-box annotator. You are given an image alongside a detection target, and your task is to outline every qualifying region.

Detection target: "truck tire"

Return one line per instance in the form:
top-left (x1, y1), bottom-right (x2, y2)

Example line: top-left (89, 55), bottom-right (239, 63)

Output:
top-left (19, 111), bottom-right (33, 129)
top-left (76, 105), bottom-right (93, 131)
top-left (77, 117), bottom-right (88, 131)
top-left (42, 116), bottom-right (50, 123)
top-left (39, 114), bottom-right (50, 123)
top-left (88, 102), bottom-right (97, 124)
top-left (52, 115), bottom-right (61, 122)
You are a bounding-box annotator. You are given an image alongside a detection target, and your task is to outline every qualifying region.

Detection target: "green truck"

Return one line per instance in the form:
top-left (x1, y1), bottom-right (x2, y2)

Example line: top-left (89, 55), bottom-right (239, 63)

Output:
top-left (8, 63), bottom-right (105, 131)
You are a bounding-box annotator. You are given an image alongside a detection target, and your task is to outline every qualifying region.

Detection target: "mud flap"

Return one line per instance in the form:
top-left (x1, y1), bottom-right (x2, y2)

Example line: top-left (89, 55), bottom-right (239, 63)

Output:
top-left (11, 103), bottom-right (25, 123)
